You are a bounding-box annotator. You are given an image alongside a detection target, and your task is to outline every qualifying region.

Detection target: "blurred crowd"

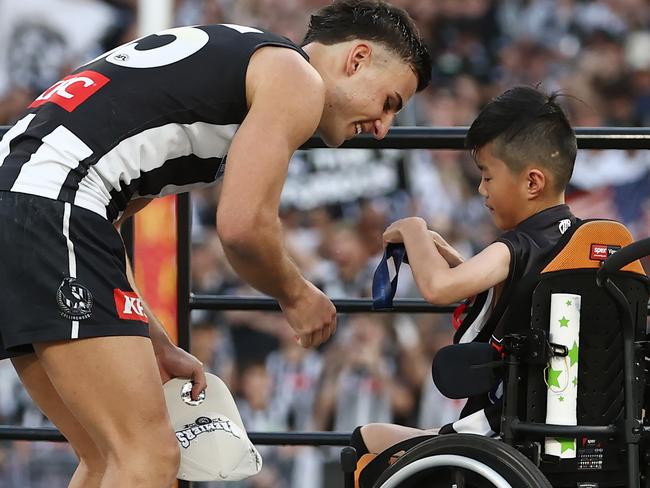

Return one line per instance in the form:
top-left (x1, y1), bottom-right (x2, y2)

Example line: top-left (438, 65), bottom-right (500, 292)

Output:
top-left (0, 0), bottom-right (649, 487)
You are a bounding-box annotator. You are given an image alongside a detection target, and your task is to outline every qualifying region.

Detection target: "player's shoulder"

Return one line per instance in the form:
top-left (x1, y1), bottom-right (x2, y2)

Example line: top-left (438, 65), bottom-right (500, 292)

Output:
top-left (248, 45), bottom-right (324, 100)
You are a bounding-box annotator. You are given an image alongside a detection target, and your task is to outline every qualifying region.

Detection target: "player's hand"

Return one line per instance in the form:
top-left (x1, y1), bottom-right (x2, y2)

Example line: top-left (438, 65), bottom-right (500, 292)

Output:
top-left (279, 281), bottom-right (337, 348)
top-left (156, 345), bottom-right (207, 400)
top-left (383, 217), bottom-right (427, 244)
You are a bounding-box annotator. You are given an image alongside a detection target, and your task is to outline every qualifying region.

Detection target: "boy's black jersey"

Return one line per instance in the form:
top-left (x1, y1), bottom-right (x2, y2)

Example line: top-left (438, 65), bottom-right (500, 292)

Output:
top-left (491, 204), bottom-right (579, 346)
top-left (0, 24), bottom-right (308, 221)
top-left (441, 204), bottom-right (579, 436)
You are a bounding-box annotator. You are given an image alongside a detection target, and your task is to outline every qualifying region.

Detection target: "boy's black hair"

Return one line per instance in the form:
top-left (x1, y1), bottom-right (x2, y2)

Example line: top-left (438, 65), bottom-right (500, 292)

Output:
top-left (302, 0), bottom-right (431, 92)
top-left (465, 86), bottom-right (578, 193)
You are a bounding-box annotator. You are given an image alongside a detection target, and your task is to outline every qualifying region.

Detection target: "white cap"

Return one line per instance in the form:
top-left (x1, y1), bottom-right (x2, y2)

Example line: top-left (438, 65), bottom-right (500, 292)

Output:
top-left (163, 373), bottom-right (263, 481)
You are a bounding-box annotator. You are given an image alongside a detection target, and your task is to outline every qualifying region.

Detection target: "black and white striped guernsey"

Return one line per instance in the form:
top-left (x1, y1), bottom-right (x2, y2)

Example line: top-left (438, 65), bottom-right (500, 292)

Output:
top-left (0, 24), bottom-right (308, 221)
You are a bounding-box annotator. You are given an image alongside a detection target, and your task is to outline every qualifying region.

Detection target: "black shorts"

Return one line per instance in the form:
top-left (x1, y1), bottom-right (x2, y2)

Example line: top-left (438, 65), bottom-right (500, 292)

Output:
top-left (0, 192), bottom-right (150, 359)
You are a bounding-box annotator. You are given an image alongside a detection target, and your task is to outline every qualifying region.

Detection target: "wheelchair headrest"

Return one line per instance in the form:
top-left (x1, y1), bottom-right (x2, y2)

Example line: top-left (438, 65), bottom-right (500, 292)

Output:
top-left (432, 342), bottom-right (501, 399)
top-left (542, 220), bottom-right (646, 276)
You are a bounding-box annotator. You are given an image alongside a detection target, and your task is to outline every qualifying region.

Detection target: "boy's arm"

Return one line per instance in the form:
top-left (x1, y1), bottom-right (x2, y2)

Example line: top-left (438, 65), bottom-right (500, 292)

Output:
top-left (429, 230), bottom-right (464, 267)
top-left (384, 217), bottom-right (510, 305)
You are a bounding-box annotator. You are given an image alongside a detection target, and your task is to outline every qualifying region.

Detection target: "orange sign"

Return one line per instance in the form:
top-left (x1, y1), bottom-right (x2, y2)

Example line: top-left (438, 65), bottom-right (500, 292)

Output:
top-left (134, 196), bottom-right (178, 343)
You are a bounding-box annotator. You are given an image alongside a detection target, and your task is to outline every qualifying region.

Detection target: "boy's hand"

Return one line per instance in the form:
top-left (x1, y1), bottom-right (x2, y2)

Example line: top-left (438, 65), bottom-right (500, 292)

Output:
top-left (383, 217), bottom-right (427, 244)
top-left (429, 230), bottom-right (464, 267)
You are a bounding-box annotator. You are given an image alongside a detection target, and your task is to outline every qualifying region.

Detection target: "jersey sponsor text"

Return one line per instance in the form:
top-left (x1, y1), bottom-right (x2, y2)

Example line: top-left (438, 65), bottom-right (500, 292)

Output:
top-left (113, 289), bottom-right (149, 322)
top-left (29, 70), bottom-right (110, 112)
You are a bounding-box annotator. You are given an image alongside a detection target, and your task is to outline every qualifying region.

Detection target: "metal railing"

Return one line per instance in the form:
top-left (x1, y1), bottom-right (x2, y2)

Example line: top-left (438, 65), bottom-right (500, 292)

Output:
top-left (1, 125), bottom-right (649, 487)
top-left (3, 125), bottom-right (650, 148)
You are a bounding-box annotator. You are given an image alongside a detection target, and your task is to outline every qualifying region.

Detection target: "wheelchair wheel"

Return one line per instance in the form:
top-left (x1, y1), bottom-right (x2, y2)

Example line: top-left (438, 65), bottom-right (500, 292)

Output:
top-left (373, 434), bottom-right (552, 488)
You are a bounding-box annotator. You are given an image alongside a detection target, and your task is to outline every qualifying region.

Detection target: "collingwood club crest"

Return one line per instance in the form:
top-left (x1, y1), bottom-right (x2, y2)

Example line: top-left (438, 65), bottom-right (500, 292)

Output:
top-left (176, 416), bottom-right (242, 449)
top-left (56, 277), bottom-right (93, 320)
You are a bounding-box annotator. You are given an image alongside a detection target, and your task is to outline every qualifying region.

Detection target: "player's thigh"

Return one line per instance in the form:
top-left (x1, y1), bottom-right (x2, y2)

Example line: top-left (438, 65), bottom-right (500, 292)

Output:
top-left (34, 336), bottom-right (175, 454)
top-left (11, 353), bottom-right (103, 463)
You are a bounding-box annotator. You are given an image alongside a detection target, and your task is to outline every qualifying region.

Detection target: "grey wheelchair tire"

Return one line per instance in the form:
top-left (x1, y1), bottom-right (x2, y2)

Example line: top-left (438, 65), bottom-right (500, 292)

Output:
top-left (372, 434), bottom-right (552, 488)
top-left (376, 454), bottom-right (512, 488)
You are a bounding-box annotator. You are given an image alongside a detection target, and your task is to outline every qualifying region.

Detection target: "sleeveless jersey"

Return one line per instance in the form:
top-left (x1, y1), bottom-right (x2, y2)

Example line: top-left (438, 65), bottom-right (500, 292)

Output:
top-left (0, 24), bottom-right (308, 221)
top-left (440, 204), bottom-right (579, 436)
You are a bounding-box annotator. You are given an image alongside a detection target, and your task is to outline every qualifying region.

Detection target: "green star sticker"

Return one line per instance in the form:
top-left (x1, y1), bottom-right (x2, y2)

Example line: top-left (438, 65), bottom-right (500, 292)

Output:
top-left (565, 300), bottom-right (572, 306)
top-left (559, 316), bottom-right (570, 328)
top-left (568, 341), bottom-right (579, 367)
top-left (547, 368), bottom-right (562, 388)
top-left (556, 438), bottom-right (575, 453)
top-left (572, 376), bottom-right (578, 387)
top-left (559, 396), bottom-right (565, 402)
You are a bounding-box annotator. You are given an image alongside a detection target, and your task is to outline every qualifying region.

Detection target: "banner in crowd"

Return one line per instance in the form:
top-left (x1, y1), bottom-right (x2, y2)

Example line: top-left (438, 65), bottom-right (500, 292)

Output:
top-left (281, 148), bottom-right (403, 210)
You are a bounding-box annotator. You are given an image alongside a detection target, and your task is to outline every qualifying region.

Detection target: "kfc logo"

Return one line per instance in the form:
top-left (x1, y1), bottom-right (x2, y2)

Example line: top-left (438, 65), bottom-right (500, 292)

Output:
top-left (590, 243), bottom-right (620, 261)
top-left (114, 289), bottom-right (149, 323)
top-left (29, 70), bottom-right (110, 112)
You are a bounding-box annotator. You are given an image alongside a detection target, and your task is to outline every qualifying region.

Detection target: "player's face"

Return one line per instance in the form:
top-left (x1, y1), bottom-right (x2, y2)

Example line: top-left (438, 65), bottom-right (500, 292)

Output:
top-left (318, 49), bottom-right (418, 147)
top-left (475, 144), bottom-right (529, 231)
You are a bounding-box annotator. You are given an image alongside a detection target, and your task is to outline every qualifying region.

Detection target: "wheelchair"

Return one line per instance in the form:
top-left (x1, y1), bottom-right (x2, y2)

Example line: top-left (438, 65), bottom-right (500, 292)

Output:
top-left (342, 220), bottom-right (650, 488)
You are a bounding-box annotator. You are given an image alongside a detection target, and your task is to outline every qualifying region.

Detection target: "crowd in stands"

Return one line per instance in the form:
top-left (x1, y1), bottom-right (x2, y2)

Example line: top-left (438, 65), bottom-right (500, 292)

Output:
top-left (0, 0), bottom-right (649, 486)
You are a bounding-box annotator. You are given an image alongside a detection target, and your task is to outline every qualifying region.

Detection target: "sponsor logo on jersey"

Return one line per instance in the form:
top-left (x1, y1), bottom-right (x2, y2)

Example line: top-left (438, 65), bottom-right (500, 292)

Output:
top-left (29, 70), bottom-right (110, 112)
top-left (590, 243), bottom-right (620, 261)
top-left (175, 416), bottom-right (241, 449)
top-left (113, 289), bottom-right (149, 323)
top-left (57, 277), bottom-right (93, 320)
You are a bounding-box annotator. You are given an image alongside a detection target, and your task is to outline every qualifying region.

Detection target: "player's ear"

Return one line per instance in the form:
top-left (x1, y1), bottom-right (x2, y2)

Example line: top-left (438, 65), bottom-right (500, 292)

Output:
top-left (526, 168), bottom-right (546, 199)
top-left (345, 43), bottom-right (372, 76)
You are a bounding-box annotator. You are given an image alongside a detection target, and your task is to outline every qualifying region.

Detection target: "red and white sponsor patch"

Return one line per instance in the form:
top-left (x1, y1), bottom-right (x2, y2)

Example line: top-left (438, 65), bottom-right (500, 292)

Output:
top-left (29, 70), bottom-right (110, 112)
top-left (589, 243), bottom-right (620, 261)
top-left (590, 244), bottom-right (609, 261)
top-left (114, 289), bottom-right (149, 323)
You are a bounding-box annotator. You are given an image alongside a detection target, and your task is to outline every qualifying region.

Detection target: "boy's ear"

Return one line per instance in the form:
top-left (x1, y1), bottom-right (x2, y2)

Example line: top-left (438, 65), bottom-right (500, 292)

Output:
top-left (526, 168), bottom-right (546, 199)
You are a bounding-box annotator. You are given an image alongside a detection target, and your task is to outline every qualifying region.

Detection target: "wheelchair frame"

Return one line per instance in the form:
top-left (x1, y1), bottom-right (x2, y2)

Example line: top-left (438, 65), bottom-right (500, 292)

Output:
top-left (343, 236), bottom-right (650, 488)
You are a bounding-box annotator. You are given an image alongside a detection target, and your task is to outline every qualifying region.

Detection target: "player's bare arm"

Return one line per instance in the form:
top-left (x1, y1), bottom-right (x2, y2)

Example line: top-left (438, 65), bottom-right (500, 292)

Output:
top-left (114, 199), bottom-right (207, 399)
top-left (384, 217), bottom-right (510, 304)
top-left (216, 47), bottom-right (336, 347)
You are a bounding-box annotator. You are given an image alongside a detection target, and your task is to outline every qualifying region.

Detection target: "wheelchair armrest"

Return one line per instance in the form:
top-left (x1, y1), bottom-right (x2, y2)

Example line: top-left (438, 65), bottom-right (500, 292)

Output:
top-left (597, 237), bottom-right (650, 286)
top-left (432, 343), bottom-right (501, 399)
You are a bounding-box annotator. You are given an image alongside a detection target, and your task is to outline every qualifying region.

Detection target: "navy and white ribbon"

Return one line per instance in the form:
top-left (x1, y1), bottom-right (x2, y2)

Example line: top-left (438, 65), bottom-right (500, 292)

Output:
top-left (372, 243), bottom-right (408, 310)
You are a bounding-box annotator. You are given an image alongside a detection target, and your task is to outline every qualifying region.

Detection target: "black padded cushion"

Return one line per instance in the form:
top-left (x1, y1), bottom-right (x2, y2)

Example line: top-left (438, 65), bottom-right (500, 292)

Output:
top-left (432, 342), bottom-right (500, 399)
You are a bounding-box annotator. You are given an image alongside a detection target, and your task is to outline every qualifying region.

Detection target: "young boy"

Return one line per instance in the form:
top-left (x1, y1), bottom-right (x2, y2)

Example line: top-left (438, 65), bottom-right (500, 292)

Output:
top-left (352, 85), bottom-right (579, 459)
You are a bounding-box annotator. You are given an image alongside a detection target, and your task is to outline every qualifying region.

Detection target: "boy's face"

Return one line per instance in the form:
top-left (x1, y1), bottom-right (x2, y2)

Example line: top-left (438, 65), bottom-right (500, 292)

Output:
top-left (475, 143), bottom-right (529, 231)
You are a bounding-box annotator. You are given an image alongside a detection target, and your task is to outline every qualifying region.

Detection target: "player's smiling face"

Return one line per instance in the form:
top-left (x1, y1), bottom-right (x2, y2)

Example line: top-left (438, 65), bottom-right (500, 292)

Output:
top-left (475, 143), bottom-right (528, 231)
top-left (318, 44), bottom-right (418, 148)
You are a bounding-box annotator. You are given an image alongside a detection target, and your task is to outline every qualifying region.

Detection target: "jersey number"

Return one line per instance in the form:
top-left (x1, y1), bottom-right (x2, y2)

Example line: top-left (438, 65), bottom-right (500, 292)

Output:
top-left (104, 26), bottom-right (209, 68)
top-left (90, 24), bottom-right (262, 69)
